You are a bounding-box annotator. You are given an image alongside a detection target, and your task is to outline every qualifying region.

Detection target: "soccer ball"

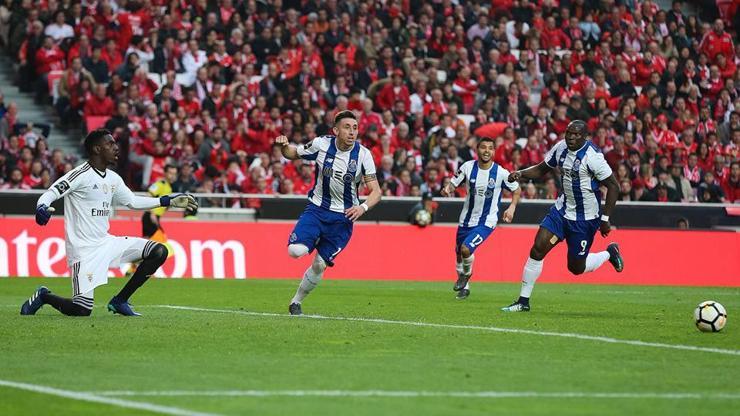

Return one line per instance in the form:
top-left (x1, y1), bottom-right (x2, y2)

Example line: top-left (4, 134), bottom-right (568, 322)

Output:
top-left (694, 301), bottom-right (727, 332)
top-left (415, 209), bottom-right (432, 227)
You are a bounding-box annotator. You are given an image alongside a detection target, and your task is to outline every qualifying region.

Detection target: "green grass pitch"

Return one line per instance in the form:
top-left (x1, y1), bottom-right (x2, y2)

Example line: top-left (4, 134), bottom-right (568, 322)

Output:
top-left (1, 277), bottom-right (739, 416)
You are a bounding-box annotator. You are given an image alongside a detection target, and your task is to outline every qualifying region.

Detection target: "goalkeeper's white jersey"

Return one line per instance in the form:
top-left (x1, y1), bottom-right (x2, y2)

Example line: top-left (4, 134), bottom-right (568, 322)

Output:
top-left (43, 162), bottom-right (141, 261)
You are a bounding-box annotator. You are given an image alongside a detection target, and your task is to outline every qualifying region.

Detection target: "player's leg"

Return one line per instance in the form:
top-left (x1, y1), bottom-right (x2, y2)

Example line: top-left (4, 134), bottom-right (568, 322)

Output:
top-left (109, 238), bottom-right (168, 316)
top-left (287, 207), bottom-right (323, 314)
top-left (290, 214), bottom-right (352, 315)
top-left (454, 226), bottom-right (494, 299)
top-left (21, 260), bottom-right (96, 316)
top-left (502, 208), bottom-right (563, 312)
top-left (565, 219), bottom-right (623, 275)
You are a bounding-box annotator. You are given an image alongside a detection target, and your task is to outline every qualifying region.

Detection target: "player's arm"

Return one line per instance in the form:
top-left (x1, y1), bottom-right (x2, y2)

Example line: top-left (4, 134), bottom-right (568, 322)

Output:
top-left (35, 166), bottom-right (85, 225)
top-left (275, 135), bottom-right (299, 160)
top-left (588, 151), bottom-right (617, 237)
top-left (508, 161), bottom-right (553, 182)
top-left (441, 164), bottom-right (467, 197)
top-left (346, 173), bottom-right (382, 222)
top-left (502, 166), bottom-right (521, 223)
top-left (599, 174), bottom-right (619, 237)
top-left (113, 176), bottom-right (198, 211)
top-left (346, 153), bottom-right (382, 222)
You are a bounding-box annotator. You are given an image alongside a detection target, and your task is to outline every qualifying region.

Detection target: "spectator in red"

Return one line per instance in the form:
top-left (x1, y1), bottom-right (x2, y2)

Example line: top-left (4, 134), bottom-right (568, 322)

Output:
top-left (540, 17), bottom-right (571, 50)
top-left (699, 19), bottom-right (734, 62)
top-left (0, 168), bottom-right (30, 190)
top-left (721, 162), bottom-right (740, 203)
top-left (376, 69), bottom-right (410, 112)
top-left (452, 67), bottom-right (478, 114)
top-left (83, 84), bottom-right (114, 117)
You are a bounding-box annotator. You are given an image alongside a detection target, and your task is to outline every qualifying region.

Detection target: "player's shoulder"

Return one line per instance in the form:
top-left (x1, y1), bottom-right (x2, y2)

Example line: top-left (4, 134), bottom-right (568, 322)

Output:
top-left (585, 141), bottom-right (605, 155)
top-left (551, 140), bottom-right (567, 151)
top-left (67, 161), bottom-right (92, 182)
top-left (495, 162), bottom-right (512, 176)
top-left (461, 160), bottom-right (476, 170)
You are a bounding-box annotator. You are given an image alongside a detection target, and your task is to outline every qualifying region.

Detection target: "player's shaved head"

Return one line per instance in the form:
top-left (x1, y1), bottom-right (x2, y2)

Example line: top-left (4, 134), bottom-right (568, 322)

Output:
top-left (564, 120), bottom-right (588, 150)
top-left (85, 128), bottom-right (112, 155)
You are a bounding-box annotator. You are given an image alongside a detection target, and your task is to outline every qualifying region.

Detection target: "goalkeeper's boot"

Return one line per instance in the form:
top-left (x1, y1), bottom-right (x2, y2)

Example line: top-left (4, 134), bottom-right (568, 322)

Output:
top-left (453, 274), bottom-right (471, 292)
top-left (107, 297), bottom-right (141, 316)
top-left (456, 288), bottom-right (470, 300)
top-left (501, 300), bottom-right (530, 312)
top-left (606, 243), bottom-right (624, 272)
top-left (289, 303), bottom-right (303, 316)
top-left (20, 286), bottom-right (50, 315)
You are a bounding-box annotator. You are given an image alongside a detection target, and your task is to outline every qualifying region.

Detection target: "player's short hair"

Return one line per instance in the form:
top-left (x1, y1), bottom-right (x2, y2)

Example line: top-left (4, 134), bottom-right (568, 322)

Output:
top-left (164, 164), bottom-right (177, 172)
top-left (84, 128), bottom-right (111, 155)
top-left (477, 137), bottom-right (495, 147)
top-left (334, 110), bottom-right (357, 126)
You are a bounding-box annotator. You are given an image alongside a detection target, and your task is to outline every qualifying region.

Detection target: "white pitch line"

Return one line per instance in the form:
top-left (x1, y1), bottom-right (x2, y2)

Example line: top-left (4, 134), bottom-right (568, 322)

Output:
top-left (154, 305), bottom-right (740, 357)
top-left (0, 379), bottom-right (222, 416)
top-left (88, 390), bottom-right (740, 400)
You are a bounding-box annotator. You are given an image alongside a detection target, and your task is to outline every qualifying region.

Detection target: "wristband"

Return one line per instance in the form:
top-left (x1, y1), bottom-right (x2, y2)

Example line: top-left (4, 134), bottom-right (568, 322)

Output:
top-left (160, 195), bottom-right (171, 207)
top-left (600, 214), bottom-right (610, 222)
top-left (360, 203), bottom-right (369, 212)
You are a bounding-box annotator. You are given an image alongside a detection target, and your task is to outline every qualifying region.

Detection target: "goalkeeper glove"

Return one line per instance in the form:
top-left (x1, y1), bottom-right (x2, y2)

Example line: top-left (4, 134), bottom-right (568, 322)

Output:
top-left (35, 205), bottom-right (55, 226)
top-left (160, 194), bottom-right (199, 211)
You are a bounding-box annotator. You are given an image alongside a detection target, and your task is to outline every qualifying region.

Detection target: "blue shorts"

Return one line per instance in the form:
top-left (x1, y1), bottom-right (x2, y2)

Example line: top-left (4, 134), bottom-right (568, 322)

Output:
top-left (288, 203), bottom-right (353, 266)
top-left (540, 206), bottom-right (600, 259)
top-left (455, 225), bottom-right (494, 255)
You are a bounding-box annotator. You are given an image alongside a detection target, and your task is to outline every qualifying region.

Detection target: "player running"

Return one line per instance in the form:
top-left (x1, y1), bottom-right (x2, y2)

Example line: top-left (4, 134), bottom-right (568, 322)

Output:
top-left (275, 110), bottom-right (382, 315)
top-left (441, 137), bottom-right (521, 299)
top-left (501, 120), bottom-right (624, 312)
top-left (20, 129), bottom-right (197, 317)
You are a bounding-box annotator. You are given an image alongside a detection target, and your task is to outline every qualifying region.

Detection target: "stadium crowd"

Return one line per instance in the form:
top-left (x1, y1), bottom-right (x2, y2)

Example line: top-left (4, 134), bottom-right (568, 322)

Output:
top-left (0, 0), bottom-right (738, 204)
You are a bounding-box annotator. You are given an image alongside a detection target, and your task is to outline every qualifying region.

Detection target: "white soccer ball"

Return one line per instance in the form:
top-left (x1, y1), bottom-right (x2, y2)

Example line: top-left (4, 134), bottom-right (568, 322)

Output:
top-left (694, 301), bottom-right (727, 332)
top-left (415, 209), bottom-right (432, 227)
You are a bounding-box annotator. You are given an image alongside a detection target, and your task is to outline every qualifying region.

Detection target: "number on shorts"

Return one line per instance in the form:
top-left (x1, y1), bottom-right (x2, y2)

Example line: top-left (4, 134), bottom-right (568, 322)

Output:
top-left (578, 240), bottom-right (588, 255)
top-left (470, 234), bottom-right (484, 248)
top-left (330, 247), bottom-right (343, 259)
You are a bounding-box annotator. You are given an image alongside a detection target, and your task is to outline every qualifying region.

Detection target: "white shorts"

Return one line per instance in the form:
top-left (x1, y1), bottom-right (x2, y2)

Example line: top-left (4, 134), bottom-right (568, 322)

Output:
top-left (67, 236), bottom-right (156, 297)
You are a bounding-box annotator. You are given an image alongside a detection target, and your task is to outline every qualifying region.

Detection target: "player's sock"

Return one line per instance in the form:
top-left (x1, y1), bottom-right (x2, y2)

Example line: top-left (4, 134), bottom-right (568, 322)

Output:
top-left (584, 251), bottom-right (610, 273)
top-left (464, 282), bottom-right (470, 290)
top-left (519, 257), bottom-right (544, 301)
top-left (42, 292), bottom-right (91, 316)
top-left (462, 254), bottom-right (474, 276)
top-left (115, 243), bottom-right (167, 302)
top-left (455, 260), bottom-right (463, 278)
top-left (291, 255), bottom-right (327, 304)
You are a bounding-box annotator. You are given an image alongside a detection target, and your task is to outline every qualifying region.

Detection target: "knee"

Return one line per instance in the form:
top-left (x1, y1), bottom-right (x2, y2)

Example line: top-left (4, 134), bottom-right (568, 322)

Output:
top-left (147, 243), bottom-right (168, 265)
top-left (459, 245), bottom-right (472, 258)
top-left (568, 262), bottom-right (585, 275)
top-left (311, 255), bottom-right (327, 274)
top-left (529, 246), bottom-right (546, 261)
top-left (288, 243), bottom-right (309, 259)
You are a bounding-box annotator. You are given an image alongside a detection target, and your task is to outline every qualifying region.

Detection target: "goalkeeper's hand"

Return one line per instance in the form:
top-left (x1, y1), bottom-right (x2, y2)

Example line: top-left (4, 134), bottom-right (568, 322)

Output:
top-left (161, 194), bottom-right (198, 211)
top-left (35, 205), bottom-right (55, 226)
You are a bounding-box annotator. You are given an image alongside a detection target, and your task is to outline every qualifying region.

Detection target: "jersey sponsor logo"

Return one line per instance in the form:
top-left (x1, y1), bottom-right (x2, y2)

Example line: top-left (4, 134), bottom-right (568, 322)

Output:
top-left (342, 172), bottom-right (354, 183)
top-left (326, 158), bottom-right (334, 163)
top-left (54, 180), bottom-right (70, 194)
top-left (348, 160), bottom-right (358, 172)
top-left (322, 167), bottom-right (333, 177)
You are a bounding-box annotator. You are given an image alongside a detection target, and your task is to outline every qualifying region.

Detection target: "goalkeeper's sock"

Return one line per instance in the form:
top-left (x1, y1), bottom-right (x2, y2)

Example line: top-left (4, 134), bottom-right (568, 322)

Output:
top-left (584, 251), bottom-right (611, 273)
top-left (115, 243), bottom-right (167, 301)
top-left (43, 293), bottom-right (91, 316)
top-left (291, 255), bottom-right (326, 304)
top-left (462, 254), bottom-right (474, 276)
top-left (455, 260), bottom-right (463, 278)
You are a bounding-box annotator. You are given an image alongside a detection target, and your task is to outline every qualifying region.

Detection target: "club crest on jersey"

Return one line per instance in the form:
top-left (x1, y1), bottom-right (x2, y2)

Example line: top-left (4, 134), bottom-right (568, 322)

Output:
top-left (572, 159), bottom-right (582, 171)
top-left (488, 177), bottom-right (496, 188)
top-left (348, 160), bottom-right (358, 172)
top-left (86, 273), bottom-right (93, 283)
top-left (102, 184), bottom-right (109, 194)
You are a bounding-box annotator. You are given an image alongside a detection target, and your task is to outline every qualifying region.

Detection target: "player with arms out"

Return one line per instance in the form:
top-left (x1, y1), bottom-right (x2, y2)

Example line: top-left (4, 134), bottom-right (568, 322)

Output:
top-left (20, 129), bottom-right (198, 317)
top-left (501, 120), bottom-right (624, 312)
top-left (275, 110), bottom-right (382, 315)
top-left (441, 137), bottom-right (521, 299)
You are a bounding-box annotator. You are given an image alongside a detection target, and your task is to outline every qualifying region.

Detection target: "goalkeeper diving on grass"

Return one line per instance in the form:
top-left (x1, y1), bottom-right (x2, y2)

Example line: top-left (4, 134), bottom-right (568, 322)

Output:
top-left (20, 129), bottom-right (198, 317)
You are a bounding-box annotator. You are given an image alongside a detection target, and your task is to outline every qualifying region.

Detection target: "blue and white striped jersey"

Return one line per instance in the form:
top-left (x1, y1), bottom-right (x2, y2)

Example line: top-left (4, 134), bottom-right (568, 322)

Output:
top-left (297, 135), bottom-right (376, 213)
top-left (544, 140), bottom-right (613, 221)
top-left (451, 161), bottom-right (519, 228)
